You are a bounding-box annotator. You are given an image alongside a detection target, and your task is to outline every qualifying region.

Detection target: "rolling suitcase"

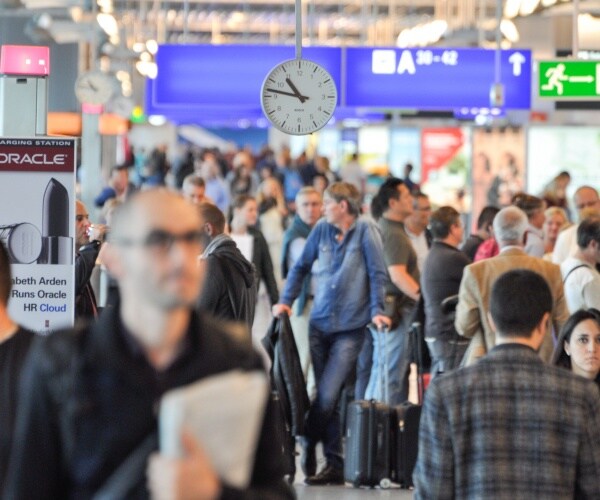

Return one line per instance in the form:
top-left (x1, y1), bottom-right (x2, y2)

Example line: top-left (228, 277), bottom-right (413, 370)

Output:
top-left (344, 324), bottom-right (394, 488)
top-left (394, 401), bottom-right (422, 488)
top-left (393, 321), bottom-right (425, 489)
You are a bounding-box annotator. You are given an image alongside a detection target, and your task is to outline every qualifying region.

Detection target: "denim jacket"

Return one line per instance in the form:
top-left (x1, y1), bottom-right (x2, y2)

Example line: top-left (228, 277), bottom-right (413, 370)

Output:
top-left (281, 217), bottom-right (387, 333)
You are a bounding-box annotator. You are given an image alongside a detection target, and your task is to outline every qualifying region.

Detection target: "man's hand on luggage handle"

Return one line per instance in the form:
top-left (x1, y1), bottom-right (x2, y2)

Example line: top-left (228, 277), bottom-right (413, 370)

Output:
top-left (372, 315), bottom-right (392, 330)
top-left (272, 304), bottom-right (292, 317)
top-left (147, 429), bottom-right (221, 500)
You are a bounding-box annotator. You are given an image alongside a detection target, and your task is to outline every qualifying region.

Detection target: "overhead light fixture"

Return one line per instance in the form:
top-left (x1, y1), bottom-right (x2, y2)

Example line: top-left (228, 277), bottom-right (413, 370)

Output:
top-left (146, 39), bottom-right (158, 55)
top-left (504, 0), bottom-right (521, 18)
top-left (519, 0), bottom-right (541, 16)
top-left (136, 60), bottom-right (158, 79)
top-left (97, 13), bottom-right (118, 37)
top-left (396, 19), bottom-right (447, 48)
top-left (97, 0), bottom-right (113, 12)
top-left (148, 115), bottom-right (167, 126)
top-left (500, 19), bottom-right (520, 42)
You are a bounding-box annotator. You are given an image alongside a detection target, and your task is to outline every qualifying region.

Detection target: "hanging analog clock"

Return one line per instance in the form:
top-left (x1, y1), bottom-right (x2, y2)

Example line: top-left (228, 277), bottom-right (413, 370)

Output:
top-left (260, 0), bottom-right (337, 135)
top-left (260, 58), bottom-right (337, 135)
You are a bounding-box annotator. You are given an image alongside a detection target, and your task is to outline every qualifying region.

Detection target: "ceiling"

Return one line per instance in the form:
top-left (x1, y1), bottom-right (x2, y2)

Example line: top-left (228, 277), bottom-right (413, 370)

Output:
top-left (1, 0), bottom-right (598, 51)
top-left (3, 0), bottom-right (506, 49)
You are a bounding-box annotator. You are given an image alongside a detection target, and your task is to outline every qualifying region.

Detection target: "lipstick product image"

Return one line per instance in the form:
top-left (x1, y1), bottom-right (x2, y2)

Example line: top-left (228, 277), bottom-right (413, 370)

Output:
top-left (38, 178), bottom-right (73, 265)
top-left (0, 223), bottom-right (42, 263)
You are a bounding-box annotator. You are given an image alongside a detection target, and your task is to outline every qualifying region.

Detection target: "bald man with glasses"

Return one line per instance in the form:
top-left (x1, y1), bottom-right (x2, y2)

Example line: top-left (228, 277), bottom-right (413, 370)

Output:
top-left (553, 185), bottom-right (600, 265)
top-left (5, 190), bottom-right (294, 500)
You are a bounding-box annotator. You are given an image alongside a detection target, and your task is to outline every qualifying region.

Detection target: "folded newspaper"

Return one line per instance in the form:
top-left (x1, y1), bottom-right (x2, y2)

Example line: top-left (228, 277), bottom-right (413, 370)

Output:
top-left (159, 370), bottom-right (269, 488)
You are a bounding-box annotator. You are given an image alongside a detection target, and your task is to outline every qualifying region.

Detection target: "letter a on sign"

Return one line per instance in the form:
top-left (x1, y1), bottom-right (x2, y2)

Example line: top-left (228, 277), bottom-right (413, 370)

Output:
top-left (397, 50), bottom-right (416, 75)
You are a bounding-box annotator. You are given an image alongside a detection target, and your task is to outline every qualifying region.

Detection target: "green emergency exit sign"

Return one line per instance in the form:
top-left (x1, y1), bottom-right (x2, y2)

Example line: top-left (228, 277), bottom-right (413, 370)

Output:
top-left (538, 60), bottom-right (600, 99)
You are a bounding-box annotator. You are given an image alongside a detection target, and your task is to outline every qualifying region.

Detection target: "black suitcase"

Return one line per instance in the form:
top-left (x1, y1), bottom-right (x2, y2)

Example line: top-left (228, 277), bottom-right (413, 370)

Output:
top-left (344, 324), bottom-right (394, 488)
top-left (391, 321), bottom-right (426, 489)
top-left (394, 401), bottom-right (422, 488)
top-left (344, 399), bottom-right (395, 488)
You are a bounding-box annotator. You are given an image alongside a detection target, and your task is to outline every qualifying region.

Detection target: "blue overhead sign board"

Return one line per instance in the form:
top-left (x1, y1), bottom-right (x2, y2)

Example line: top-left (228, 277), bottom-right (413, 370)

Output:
top-left (344, 47), bottom-right (531, 109)
top-left (147, 44), bottom-right (342, 115)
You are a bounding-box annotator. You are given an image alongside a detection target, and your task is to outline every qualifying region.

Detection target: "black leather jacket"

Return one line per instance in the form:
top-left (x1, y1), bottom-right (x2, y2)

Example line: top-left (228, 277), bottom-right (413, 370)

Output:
top-left (4, 307), bottom-right (294, 500)
top-left (262, 314), bottom-right (309, 437)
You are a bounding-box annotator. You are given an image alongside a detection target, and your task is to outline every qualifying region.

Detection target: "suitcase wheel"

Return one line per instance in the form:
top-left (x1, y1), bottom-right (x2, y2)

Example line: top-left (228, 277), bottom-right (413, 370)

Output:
top-left (379, 478), bottom-right (391, 489)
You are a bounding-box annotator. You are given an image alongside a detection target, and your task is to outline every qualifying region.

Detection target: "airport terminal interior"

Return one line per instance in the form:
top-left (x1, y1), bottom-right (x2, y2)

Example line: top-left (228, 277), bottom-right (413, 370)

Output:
top-left (1, 0), bottom-right (600, 497)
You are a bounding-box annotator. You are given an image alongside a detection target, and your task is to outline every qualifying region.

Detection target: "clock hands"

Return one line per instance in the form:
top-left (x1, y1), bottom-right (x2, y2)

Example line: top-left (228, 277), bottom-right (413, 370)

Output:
top-left (285, 78), bottom-right (307, 103)
top-left (265, 88), bottom-right (309, 101)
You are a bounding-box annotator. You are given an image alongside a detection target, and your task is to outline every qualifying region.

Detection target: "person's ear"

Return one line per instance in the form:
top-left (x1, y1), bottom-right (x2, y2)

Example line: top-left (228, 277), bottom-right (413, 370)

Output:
top-left (564, 339), bottom-right (571, 356)
top-left (205, 222), bottom-right (215, 237)
top-left (535, 312), bottom-right (551, 339)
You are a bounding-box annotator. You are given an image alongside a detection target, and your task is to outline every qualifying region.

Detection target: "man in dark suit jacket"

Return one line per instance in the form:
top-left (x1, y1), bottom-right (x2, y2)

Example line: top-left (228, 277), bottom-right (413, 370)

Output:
top-left (414, 269), bottom-right (600, 499)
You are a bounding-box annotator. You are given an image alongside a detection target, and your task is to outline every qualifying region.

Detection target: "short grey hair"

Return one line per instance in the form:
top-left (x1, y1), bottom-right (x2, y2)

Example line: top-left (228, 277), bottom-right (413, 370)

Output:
top-left (493, 206), bottom-right (528, 245)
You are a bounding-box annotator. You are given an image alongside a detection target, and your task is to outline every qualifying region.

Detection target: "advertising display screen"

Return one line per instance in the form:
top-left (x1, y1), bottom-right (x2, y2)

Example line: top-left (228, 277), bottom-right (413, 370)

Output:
top-left (357, 126), bottom-right (390, 175)
top-left (420, 128), bottom-right (471, 212)
top-left (0, 137), bottom-right (76, 334)
top-left (389, 128), bottom-right (421, 179)
top-left (471, 128), bottom-right (526, 230)
top-left (345, 47), bottom-right (531, 109)
top-left (527, 127), bottom-right (600, 208)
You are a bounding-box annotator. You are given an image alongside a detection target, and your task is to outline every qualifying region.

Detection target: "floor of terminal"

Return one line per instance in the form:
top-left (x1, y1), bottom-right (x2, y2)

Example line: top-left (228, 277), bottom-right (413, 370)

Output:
top-left (291, 444), bottom-right (414, 500)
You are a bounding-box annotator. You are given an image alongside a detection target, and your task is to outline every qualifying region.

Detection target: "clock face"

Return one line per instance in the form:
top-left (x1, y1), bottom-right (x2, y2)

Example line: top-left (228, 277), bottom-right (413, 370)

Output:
top-left (260, 58), bottom-right (337, 136)
top-left (74, 70), bottom-right (116, 105)
top-left (107, 95), bottom-right (135, 118)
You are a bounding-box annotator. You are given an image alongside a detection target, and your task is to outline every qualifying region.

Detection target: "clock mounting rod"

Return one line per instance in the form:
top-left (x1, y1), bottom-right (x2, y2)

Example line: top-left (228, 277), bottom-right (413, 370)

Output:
top-left (295, 0), bottom-right (302, 60)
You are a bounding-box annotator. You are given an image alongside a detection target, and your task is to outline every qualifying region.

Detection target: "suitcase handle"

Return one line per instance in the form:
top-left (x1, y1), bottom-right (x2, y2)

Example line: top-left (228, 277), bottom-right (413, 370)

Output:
top-left (368, 323), bottom-right (390, 405)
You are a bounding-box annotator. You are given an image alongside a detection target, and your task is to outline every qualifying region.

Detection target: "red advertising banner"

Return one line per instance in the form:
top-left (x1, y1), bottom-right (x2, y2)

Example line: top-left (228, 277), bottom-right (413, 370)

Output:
top-left (421, 127), bottom-right (471, 212)
top-left (0, 138), bottom-right (75, 172)
top-left (421, 128), bottom-right (465, 183)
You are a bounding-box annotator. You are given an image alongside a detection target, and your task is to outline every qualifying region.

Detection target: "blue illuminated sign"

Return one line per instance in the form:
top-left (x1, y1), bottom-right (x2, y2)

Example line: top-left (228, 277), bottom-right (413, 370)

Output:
top-left (147, 44), bottom-right (342, 114)
top-left (345, 47), bottom-right (531, 109)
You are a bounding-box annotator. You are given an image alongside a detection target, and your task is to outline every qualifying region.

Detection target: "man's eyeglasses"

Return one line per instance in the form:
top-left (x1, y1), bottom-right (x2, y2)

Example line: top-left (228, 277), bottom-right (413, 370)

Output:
top-left (112, 229), bottom-right (204, 252)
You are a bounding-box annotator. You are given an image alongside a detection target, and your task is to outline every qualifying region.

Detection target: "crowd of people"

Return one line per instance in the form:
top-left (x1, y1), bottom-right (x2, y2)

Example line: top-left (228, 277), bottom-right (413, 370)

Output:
top-left (2, 144), bottom-right (600, 498)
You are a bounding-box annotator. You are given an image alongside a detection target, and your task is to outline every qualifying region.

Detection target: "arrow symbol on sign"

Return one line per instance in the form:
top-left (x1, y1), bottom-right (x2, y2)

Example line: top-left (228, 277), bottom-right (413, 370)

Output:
top-left (569, 76), bottom-right (594, 83)
top-left (508, 52), bottom-right (526, 76)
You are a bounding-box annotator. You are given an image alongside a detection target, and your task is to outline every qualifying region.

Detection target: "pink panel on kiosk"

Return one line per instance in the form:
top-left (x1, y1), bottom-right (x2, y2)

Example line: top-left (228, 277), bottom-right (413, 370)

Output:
top-left (81, 103), bottom-right (103, 114)
top-left (0, 45), bottom-right (50, 76)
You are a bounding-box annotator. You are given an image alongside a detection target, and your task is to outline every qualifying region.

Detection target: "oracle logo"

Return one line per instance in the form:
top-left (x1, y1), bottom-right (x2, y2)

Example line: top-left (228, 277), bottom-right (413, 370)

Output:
top-left (0, 153), bottom-right (67, 165)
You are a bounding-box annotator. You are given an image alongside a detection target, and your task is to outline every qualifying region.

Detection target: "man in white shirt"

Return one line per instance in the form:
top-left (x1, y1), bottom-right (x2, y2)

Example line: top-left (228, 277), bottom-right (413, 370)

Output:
top-left (339, 153), bottom-right (366, 195)
top-left (560, 216), bottom-right (600, 312)
top-left (404, 192), bottom-right (432, 271)
top-left (553, 186), bottom-right (600, 264)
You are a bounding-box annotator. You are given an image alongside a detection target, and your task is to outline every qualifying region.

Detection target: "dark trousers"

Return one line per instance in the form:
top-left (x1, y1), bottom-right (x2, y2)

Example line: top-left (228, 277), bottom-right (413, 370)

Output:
top-left (426, 337), bottom-right (470, 378)
top-left (305, 324), bottom-right (366, 470)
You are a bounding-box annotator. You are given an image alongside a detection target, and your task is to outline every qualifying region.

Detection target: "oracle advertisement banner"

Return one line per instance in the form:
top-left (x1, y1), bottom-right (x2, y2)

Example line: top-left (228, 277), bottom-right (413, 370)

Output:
top-left (420, 128), bottom-right (471, 213)
top-left (0, 137), bottom-right (76, 334)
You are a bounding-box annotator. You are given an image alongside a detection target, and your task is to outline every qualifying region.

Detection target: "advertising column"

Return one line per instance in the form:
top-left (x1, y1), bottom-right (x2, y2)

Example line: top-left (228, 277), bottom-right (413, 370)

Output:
top-left (0, 137), bottom-right (76, 334)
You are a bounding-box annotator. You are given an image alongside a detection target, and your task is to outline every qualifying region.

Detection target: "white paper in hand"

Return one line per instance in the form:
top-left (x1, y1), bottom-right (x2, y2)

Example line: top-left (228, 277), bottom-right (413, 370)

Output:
top-left (159, 370), bottom-right (269, 489)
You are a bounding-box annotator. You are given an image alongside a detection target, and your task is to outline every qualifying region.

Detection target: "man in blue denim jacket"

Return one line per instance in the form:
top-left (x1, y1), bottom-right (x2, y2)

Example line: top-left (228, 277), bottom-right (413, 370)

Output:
top-left (273, 181), bottom-right (390, 486)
